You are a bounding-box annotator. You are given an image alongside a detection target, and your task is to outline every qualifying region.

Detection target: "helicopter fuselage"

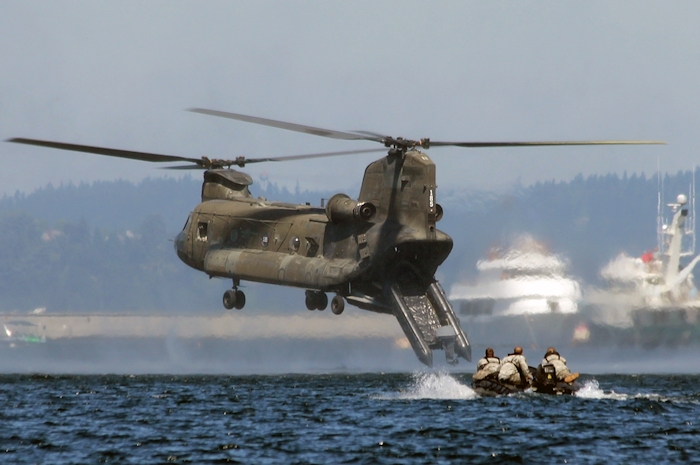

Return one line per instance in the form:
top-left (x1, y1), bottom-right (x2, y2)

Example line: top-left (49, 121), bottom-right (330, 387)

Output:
top-left (171, 149), bottom-right (472, 366)
top-left (174, 149), bottom-right (453, 314)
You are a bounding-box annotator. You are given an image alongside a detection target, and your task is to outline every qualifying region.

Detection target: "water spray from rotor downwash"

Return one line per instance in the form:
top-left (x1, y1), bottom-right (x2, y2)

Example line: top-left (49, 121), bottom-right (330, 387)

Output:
top-left (575, 379), bottom-right (628, 400)
top-left (395, 375), bottom-right (627, 401)
top-left (383, 371), bottom-right (479, 400)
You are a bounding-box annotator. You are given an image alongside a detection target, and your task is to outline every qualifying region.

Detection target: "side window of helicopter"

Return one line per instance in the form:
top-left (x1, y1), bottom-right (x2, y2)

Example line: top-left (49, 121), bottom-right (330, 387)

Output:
top-left (289, 236), bottom-right (301, 253)
top-left (229, 228), bottom-right (239, 244)
top-left (197, 222), bottom-right (208, 241)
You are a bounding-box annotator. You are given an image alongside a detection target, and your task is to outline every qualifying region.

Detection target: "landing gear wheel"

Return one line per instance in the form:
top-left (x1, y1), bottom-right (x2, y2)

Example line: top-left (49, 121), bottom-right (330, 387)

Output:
top-left (331, 295), bottom-right (345, 315)
top-left (234, 290), bottom-right (246, 310)
top-left (305, 290), bottom-right (328, 310)
top-left (317, 293), bottom-right (328, 311)
top-left (305, 292), bottom-right (316, 311)
top-left (223, 289), bottom-right (236, 310)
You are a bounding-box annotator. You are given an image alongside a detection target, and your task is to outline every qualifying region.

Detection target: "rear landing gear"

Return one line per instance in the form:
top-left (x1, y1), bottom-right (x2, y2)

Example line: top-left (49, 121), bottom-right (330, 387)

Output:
top-left (223, 281), bottom-right (245, 310)
top-left (305, 290), bottom-right (328, 310)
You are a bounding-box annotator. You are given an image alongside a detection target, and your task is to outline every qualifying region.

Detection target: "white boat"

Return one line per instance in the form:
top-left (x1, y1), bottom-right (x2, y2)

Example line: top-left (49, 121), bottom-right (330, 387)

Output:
top-left (448, 236), bottom-right (583, 352)
top-left (449, 235), bottom-right (582, 319)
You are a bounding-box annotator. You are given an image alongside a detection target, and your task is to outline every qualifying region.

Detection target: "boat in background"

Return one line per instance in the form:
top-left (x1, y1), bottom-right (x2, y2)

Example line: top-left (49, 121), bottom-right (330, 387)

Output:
top-left (449, 235), bottom-right (584, 351)
top-left (582, 192), bottom-right (700, 348)
top-left (450, 235), bottom-right (581, 317)
top-left (2, 321), bottom-right (46, 348)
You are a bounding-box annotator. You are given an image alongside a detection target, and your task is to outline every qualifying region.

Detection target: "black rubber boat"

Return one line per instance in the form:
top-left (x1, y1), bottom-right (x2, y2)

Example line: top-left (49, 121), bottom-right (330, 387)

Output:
top-left (472, 366), bottom-right (581, 396)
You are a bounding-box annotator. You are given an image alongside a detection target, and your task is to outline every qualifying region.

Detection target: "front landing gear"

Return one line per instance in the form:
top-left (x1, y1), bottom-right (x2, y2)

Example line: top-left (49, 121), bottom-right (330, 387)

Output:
top-left (331, 295), bottom-right (345, 315)
top-left (223, 280), bottom-right (245, 310)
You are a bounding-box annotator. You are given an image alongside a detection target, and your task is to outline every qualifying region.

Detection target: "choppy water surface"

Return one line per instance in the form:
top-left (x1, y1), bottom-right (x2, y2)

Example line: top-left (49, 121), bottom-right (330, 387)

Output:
top-left (1, 372), bottom-right (699, 464)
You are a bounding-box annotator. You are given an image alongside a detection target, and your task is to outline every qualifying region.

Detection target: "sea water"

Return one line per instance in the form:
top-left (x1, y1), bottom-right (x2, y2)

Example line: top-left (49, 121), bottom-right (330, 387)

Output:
top-left (1, 372), bottom-right (699, 463)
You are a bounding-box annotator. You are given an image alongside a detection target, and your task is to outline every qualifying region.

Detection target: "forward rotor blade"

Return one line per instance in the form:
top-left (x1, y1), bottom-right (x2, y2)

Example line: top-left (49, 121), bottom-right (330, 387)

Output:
top-left (428, 140), bottom-right (666, 147)
top-left (8, 137), bottom-right (387, 171)
top-left (7, 138), bottom-right (205, 166)
top-left (188, 108), bottom-right (383, 143)
top-left (243, 147), bottom-right (387, 164)
top-left (161, 148), bottom-right (388, 169)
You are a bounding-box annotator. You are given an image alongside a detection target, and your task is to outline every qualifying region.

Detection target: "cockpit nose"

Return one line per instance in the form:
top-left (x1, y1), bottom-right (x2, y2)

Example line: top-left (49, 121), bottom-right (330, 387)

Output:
top-left (174, 230), bottom-right (186, 259)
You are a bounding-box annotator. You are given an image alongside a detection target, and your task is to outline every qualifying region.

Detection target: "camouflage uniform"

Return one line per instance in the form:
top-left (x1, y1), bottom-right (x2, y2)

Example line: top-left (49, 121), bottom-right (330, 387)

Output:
top-left (498, 353), bottom-right (530, 386)
top-left (540, 353), bottom-right (571, 381)
top-left (473, 356), bottom-right (501, 381)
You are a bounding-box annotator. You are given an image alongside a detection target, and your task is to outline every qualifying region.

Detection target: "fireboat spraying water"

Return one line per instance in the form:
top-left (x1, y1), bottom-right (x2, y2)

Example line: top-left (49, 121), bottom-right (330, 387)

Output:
top-left (584, 192), bottom-right (700, 347)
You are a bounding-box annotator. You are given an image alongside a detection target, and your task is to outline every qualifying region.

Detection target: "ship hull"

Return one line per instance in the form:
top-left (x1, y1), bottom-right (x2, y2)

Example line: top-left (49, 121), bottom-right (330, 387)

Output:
top-left (461, 303), bottom-right (700, 367)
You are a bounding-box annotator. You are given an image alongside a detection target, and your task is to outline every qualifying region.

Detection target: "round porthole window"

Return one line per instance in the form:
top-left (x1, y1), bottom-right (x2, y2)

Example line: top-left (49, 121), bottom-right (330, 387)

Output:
top-left (229, 229), bottom-right (239, 244)
top-left (289, 236), bottom-right (301, 251)
top-left (261, 234), bottom-right (269, 248)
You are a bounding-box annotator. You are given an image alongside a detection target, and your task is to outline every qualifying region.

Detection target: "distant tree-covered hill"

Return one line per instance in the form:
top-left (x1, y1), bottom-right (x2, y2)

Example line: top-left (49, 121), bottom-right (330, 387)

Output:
top-left (0, 175), bottom-right (339, 313)
top-left (0, 175), bottom-right (334, 235)
top-left (0, 169), bottom-right (696, 313)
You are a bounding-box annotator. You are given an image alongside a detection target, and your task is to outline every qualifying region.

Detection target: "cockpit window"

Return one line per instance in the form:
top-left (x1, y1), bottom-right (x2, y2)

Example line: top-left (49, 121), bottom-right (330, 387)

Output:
top-left (197, 222), bottom-right (208, 240)
top-left (182, 214), bottom-right (192, 232)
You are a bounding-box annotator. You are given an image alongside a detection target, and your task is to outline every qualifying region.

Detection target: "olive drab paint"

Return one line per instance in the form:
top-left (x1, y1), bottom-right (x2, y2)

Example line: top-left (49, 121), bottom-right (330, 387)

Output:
top-left (172, 149), bottom-right (471, 366)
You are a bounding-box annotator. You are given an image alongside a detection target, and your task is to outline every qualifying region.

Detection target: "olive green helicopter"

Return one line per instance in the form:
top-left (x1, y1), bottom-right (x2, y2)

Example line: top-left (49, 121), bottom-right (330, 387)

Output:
top-left (8, 110), bottom-right (663, 366)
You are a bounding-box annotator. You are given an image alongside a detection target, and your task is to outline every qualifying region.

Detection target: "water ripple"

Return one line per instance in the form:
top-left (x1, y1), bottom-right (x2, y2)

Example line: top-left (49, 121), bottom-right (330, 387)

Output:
top-left (1, 373), bottom-right (700, 463)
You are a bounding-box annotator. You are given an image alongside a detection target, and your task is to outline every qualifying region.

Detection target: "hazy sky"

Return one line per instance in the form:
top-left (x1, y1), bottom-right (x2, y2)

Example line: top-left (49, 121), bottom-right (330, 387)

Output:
top-left (1, 1), bottom-right (697, 197)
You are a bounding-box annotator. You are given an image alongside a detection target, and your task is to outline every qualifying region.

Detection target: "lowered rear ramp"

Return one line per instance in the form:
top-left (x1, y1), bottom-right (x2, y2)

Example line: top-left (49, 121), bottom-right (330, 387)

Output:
top-left (388, 281), bottom-right (471, 367)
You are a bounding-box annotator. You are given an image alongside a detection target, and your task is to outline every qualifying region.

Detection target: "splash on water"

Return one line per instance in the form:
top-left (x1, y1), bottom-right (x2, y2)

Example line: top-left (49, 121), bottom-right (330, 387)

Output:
top-left (575, 379), bottom-right (628, 400)
top-left (388, 371), bottom-right (478, 400)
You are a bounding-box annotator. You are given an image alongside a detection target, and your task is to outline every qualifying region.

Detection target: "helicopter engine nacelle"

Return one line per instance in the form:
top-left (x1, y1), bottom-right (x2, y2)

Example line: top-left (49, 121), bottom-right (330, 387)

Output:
top-left (325, 193), bottom-right (376, 223)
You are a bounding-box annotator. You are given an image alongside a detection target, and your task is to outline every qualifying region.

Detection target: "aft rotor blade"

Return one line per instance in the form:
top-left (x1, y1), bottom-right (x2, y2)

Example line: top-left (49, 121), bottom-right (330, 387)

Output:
top-left (428, 140), bottom-right (666, 147)
top-left (161, 165), bottom-right (203, 170)
top-left (7, 138), bottom-right (205, 166)
top-left (244, 147), bottom-right (387, 164)
top-left (352, 130), bottom-right (390, 139)
top-left (188, 108), bottom-right (383, 143)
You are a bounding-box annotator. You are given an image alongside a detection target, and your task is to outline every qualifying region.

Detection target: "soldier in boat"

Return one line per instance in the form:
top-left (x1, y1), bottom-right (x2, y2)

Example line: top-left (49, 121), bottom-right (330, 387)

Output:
top-left (473, 348), bottom-right (501, 381)
top-left (536, 347), bottom-right (579, 384)
top-left (498, 346), bottom-right (533, 388)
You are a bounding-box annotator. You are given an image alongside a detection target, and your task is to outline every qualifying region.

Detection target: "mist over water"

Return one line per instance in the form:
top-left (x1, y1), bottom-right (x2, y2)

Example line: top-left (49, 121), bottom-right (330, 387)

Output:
top-left (0, 335), bottom-right (434, 375)
top-left (4, 329), bottom-right (700, 376)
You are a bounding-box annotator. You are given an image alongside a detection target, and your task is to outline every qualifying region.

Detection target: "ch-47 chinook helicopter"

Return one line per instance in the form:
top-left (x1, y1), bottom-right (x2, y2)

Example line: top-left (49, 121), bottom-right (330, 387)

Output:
top-left (8, 110), bottom-right (663, 367)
